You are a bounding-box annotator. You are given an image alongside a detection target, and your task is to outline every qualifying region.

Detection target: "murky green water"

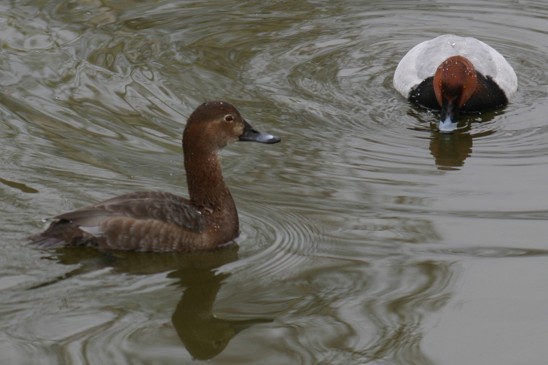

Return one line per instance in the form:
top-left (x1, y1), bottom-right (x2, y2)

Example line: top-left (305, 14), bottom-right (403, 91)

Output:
top-left (2, 1), bottom-right (548, 364)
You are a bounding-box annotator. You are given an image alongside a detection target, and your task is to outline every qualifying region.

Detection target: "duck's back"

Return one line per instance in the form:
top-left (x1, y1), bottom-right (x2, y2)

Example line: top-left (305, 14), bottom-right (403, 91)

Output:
top-left (30, 191), bottom-right (207, 251)
top-left (394, 35), bottom-right (518, 99)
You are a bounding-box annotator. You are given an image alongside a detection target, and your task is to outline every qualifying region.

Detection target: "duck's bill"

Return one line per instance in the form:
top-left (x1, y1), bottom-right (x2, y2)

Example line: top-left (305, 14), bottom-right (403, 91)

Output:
top-left (438, 101), bottom-right (460, 133)
top-left (239, 120), bottom-right (281, 144)
top-left (438, 115), bottom-right (458, 133)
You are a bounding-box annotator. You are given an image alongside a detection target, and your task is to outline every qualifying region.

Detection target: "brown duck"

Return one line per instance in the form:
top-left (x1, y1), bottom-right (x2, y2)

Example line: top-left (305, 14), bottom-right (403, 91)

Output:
top-left (29, 101), bottom-right (280, 252)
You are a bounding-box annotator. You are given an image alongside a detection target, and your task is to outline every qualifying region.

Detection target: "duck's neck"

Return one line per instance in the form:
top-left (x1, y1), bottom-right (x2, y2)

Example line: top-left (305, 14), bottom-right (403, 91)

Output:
top-left (184, 147), bottom-right (238, 230)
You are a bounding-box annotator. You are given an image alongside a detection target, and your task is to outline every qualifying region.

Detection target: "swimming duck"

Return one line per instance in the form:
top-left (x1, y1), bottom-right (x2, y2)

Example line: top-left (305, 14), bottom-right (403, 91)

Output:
top-left (393, 34), bottom-right (518, 132)
top-left (29, 101), bottom-right (281, 252)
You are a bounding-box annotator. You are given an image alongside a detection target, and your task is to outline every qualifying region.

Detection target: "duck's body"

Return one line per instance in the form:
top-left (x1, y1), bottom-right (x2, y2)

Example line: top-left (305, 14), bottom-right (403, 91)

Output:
top-left (29, 101), bottom-right (280, 252)
top-left (393, 34), bottom-right (518, 132)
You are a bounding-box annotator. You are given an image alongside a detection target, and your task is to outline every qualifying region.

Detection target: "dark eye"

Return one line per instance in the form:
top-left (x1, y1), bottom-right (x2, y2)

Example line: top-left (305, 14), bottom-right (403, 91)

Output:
top-left (224, 114), bottom-right (234, 122)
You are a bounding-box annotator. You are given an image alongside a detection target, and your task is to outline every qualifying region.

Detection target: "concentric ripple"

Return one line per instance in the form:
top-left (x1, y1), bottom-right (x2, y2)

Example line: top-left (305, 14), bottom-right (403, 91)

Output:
top-left (4, 0), bottom-right (548, 364)
top-left (230, 202), bottom-right (321, 279)
top-left (243, 0), bottom-right (548, 174)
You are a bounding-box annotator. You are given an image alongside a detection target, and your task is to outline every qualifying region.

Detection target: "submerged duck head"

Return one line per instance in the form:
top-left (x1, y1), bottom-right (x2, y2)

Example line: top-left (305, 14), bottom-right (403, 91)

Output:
top-left (393, 34), bottom-right (518, 133)
top-left (433, 56), bottom-right (478, 133)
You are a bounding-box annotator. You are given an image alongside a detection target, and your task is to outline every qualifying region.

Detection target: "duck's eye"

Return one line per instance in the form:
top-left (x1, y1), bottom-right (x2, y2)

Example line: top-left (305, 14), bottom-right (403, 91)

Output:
top-left (224, 114), bottom-right (234, 122)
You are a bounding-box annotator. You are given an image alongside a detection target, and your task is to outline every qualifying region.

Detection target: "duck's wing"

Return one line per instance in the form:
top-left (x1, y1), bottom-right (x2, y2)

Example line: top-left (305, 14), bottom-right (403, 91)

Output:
top-left (57, 191), bottom-right (205, 232)
top-left (29, 191), bottom-right (205, 248)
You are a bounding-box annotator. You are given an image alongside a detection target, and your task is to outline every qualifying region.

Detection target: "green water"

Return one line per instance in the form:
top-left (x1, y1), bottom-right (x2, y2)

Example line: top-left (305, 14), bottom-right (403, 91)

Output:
top-left (2, 1), bottom-right (548, 364)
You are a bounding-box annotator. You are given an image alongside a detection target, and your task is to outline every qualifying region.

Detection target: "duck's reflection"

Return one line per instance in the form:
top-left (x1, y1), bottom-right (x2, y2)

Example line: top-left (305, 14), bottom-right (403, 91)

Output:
top-left (429, 130), bottom-right (473, 170)
top-left (407, 107), bottom-right (497, 169)
top-left (169, 260), bottom-right (270, 360)
top-left (43, 244), bottom-right (268, 360)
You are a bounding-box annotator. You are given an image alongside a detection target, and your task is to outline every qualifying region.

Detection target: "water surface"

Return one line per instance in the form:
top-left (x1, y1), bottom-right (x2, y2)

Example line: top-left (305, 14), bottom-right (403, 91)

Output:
top-left (2, 1), bottom-right (548, 364)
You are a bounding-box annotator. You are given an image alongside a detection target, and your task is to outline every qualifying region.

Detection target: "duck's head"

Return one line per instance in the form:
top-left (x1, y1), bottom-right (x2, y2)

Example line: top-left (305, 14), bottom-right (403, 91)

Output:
top-left (183, 101), bottom-right (280, 151)
top-left (433, 55), bottom-right (478, 133)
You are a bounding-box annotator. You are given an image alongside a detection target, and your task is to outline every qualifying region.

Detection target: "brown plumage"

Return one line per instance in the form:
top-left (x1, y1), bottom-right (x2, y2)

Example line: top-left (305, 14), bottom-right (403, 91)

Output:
top-left (28, 101), bottom-right (280, 252)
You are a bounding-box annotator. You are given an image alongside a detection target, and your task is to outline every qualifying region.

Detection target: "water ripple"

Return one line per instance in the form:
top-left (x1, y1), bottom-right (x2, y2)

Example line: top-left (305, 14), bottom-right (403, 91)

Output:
top-left (4, 1), bottom-right (548, 364)
top-left (244, 0), bottom-right (548, 174)
top-left (230, 203), bottom-right (320, 279)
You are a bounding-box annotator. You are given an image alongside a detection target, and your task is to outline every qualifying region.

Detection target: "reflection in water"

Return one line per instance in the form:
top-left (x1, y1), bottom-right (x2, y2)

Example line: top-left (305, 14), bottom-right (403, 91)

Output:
top-left (336, 260), bottom-right (453, 365)
top-left (264, 258), bottom-right (455, 364)
top-left (169, 263), bottom-right (271, 360)
top-left (369, 261), bottom-right (453, 365)
top-left (4, 0), bottom-right (548, 364)
top-left (45, 244), bottom-right (268, 360)
top-left (429, 131), bottom-right (472, 170)
top-left (0, 177), bottom-right (39, 193)
top-left (406, 107), bottom-right (498, 169)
